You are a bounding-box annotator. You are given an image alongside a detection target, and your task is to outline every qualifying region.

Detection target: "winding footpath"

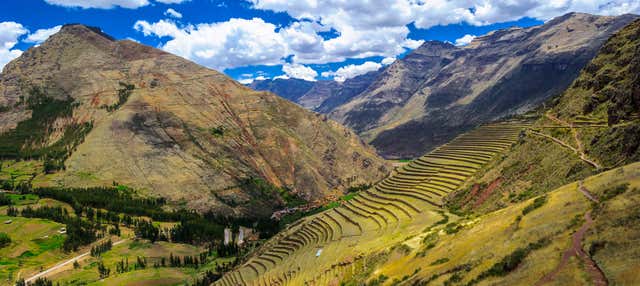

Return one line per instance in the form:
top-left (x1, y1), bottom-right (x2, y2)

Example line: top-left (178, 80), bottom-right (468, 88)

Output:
top-left (24, 239), bottom-right (128, 283)
top-left (535, 183), bottom-right (607, 286)
top-left (544, 113), bottom-right (601, 169)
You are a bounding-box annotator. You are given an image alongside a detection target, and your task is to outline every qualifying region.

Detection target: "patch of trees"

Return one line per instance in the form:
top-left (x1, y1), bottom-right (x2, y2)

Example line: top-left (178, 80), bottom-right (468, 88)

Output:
top-left (27, 186), bottom-right (176, 221)
top-left (0, 86), bottom-right (93, 173)
top-left (467, 238), bottom-right (550, 285)
top-left (63, 218), bottom-right (99, 252)
top-left (133, 217), bottom-right (224, 245)
top-left (102, 82), bottom-right (134, 112)
top-left (239, 177), bottom-right (305, 208)
top-left (190, 270), bottom-right (222, 286)
top-left (0, 193), bottom-right (11, 206)
top-left (19, 206), bottom-right (69, 223)
top-left (522, 195), bottom-right (548, 215)
top-left (133, 220), bottom-right (160, 242)
top-left (0, 232), bottom-right (11, 248)
top-left (168, 217), bottom-right (225, 244)
top-left (6, 206), bottom-right (18, 216)
top-left (14, 277), bottom-right (53, 286)
top-left (97, 261), bottom-right (111, 278)
top-left (90, 239), bottom-right (112, 257)
top-left (5, 204), bottom-right (106, 254)
top-left (17, 183), bottom-right (278, 248)
top-left (115, 257), bottom-right (149, 273)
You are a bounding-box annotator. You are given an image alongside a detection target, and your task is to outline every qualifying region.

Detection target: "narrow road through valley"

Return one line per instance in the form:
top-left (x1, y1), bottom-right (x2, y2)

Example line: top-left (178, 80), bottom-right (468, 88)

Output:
top-left (24, 239), bottom-right (128, 283)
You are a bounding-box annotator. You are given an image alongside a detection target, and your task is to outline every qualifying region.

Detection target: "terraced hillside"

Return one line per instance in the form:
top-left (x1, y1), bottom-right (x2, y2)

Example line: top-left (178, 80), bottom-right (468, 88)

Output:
top-left (214, 122), bottom-right (529, 285)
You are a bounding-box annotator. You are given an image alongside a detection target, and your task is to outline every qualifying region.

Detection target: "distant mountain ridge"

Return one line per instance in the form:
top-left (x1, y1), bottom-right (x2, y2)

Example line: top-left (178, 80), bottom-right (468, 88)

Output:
top-left (248, 70), bottom-right (381, 113)
top-left (335, 12), bottom-right (639, 158)
top-left (0, 24), bottom-right (390, 218)
top-left (250, 13), bottom-right (638, 159)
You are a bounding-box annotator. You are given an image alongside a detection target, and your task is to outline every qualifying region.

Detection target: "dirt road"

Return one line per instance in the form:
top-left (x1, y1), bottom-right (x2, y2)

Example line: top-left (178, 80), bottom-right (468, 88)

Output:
top-left (24, 239), bottom-right (128, 283)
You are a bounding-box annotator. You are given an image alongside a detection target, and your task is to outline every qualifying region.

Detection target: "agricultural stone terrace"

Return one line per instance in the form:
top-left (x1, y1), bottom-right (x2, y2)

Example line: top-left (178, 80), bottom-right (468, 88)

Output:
top-left (214, 122), bottom-right (530, 286)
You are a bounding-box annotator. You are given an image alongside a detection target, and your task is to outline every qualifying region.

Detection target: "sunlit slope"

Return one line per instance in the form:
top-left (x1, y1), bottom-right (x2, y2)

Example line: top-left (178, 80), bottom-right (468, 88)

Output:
top-left (363, 162), bottom-right (640, 285)
top-left (214, 122), bottom-right (530, 286)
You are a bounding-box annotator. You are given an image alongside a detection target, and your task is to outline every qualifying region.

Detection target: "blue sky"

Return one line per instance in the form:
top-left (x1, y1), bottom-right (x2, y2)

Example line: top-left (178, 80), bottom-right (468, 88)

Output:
top-left (1, 0), bottom-right (639, 83)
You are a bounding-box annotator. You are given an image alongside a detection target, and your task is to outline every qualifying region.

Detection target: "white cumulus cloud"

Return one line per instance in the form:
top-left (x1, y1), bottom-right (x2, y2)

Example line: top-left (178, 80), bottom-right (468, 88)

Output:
top-left (24, 25), bottom-right (62, 44)
top-left (238, 75), bottom-right (267, 84)
top-left (44, 0), bottom-right (150, 9)
top-left (164, 8), bottom-right (182, 18)
top-left (250, 0), bottom-right (640, 30)
top-left (322, 61), bottom-right (382, 82)
top-left (0, 22), bottom-right (29, 71)
top-left (282, 63), bottom-right (318, 81)
top-left (381, 57), bottom-right (396, 65)
top-left (155, 0), bottom-right (190, 4)
top-left (454, 34), bottom-right (476, 46)
top-left (131, 0), bottom-right (640, 78)
top-left (134, 18), bottom-right (287, 71)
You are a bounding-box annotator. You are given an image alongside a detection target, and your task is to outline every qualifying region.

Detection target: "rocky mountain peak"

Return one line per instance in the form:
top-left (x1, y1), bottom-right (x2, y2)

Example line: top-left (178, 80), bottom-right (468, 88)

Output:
top-left (412, 40), bottom-right (458, 56)
top-left (59, 24), bottom-right (116, 41)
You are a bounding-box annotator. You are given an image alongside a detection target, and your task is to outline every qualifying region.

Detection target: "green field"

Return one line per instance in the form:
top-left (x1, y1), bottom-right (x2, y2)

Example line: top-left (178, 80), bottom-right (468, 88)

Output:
top-left (0, 215), bottom-right (68, 283)
top-left (49, 239), bottom-right (234, 285)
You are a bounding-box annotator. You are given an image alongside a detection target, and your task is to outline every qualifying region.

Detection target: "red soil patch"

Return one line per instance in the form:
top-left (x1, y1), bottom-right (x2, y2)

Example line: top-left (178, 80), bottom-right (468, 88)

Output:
top-left (460, 183), bottom-right (481, 207)
top-left (473, 177), bottom-right (503, 208)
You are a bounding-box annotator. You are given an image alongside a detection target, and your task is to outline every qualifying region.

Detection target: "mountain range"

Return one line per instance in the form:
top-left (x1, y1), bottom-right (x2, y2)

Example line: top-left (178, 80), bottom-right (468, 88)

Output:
top-left (252, 12), bottom-right (638, 158)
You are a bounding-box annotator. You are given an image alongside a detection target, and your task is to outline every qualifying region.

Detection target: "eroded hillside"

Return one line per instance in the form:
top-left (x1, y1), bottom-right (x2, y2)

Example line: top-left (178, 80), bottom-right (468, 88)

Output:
top-left (0, 24), bottom-right (390, 217)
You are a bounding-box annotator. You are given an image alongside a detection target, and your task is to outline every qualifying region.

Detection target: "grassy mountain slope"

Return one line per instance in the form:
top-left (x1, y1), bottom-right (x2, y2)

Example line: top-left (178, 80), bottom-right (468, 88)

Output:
top-left (212, 19), bottom-right (640, 286)
top-left (0, 24), bottom-right (390, 217)
top-left (349, 163), bottom-right (640, 285)
top-left (330, 13), bottom-right (637, 158)
top-left (450, 18), bottom-right (640, 214)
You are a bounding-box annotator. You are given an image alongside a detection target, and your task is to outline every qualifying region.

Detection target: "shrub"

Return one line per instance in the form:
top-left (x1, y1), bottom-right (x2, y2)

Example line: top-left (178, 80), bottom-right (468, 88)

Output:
top-left (601, 183), bottom-right (629, 202)
top-left (522, 195), bottom-right (548, 215)
top-left (209, 126), bottom-right (225, 137)
top-left (0, 232), bottom-right (11, 248)
top-left (430, 257), bottom-right (450, 265)
top-left (468, 238), bottom-right (550, 285)
top-left (422, 233), bottom-right (439, 249)
top-left (0, 194), bottom-right (11, 206)
top-left (102, 82), bottom-right (135, 112)
top-left (444, 222), bottom-right (461, 234)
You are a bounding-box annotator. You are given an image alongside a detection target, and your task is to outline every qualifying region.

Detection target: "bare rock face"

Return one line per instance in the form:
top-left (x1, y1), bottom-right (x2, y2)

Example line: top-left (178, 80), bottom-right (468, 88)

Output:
top-left (0, 24), bottom-right (390, 217)
top-left (328, 13), bottom-right (639, 158)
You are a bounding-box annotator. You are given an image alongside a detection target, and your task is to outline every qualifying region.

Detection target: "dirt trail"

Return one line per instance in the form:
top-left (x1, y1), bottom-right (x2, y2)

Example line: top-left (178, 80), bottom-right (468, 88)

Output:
top-left (578, 181), bottom-right (600, 203)
top-left (535, 185), bottom-right (607, 286)
top-left (544, 113), bottom-right (601, 169)
top-left (529, 130), bottom-right (600, 169)
top-left (24, 239), bottom-right (128, 283)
